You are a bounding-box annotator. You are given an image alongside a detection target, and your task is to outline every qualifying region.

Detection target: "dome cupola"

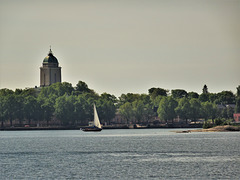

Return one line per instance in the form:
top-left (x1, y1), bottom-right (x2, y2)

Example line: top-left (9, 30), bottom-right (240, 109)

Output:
top-left (43, 48), bottom-right (59, 64)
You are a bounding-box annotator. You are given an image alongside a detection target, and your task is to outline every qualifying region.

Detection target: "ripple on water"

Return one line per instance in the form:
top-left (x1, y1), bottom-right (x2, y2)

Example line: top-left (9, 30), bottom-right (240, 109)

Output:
top-left (0, 129), bottom-right (240, 179)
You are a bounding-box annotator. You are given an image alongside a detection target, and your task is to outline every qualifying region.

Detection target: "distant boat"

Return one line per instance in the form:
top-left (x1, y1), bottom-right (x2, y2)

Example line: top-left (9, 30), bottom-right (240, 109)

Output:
top-left (81, 104), bottom-right (102, 132)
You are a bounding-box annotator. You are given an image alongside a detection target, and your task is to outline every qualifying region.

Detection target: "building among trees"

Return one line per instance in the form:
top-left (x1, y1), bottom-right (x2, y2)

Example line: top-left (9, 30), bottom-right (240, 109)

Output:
top-left (233, 113), bottom-right (240, 123)
top-left (40, 48), bottom-right (61, 87)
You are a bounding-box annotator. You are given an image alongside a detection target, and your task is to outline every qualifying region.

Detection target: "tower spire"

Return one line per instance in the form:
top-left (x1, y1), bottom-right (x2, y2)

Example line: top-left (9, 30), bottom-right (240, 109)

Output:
top-left (48, 45), bottom-right (53, 55)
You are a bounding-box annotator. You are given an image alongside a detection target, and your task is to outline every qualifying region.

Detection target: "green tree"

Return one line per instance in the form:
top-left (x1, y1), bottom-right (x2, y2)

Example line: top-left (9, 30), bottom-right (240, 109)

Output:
top-left (100, 93), bottom-right (117, 104)
top-left (214, 118), bottom-right (225, 126)
top-left (199, 93), bottom-right (209, 102)
top-left (219, 108), bottom-right (228, 119)
top-left (152, 95), bottom-right (164, 107)
top-left (226, 106), bottom-right (235, 119)
top-left (0, 90), bottom-right (24, 128)
top-left (119, 93), bottom-right (140, 105)
top-left (189, 98), bottom-right (202, 122)
top-left (171, 89), bottom-right (188, 99)
top-left (139, 94), bottom-right (151, 104)
top-left (0, 96), bottom-right (6, 127)
top-left (2, 94), bottom-right (16, 126)
top-left (23, 96), bottom-right (38, 125)
top-left (188, 92), bottom-right (199, 99)
top-left (132, 100), bottom-right (145, 124)
top-left (75, 81), bottom-right (92, 94)
top-left (96, 98), bottom-right (116, 125)
top-left (119, 102), bottom-right (133, 124)
top-left (175, 97), bottom-right (191, 124)
top-left (208, 93), bottom-right (218, 103)
top-left (157, 97), bottom-right (178, 123)
top-left (54, 82), bottom-right (74, 96)
top-left (236, 85), bottom-right (240, 113)
top-left (215, 91), bottom-right (235, 104)
top-left (201, 102), bottom-right (217, 123)
top-left (39, 82), bottom-right (74, 99)
top-left (38, 96), bottom-right (55, 126)
top-left (54, 94), bottom-right (76, 125)
top-left (0, 88), bottom-right (14, 96)
top-left (143, 103), bottom-right (154, 125)
top-left (74, 95), bottom-right (90, 125)
top-left (235, 97), bottom-right (240, 113)
top-left (148, 87), bottom-right (168, 100)
top-left (14, 95), bottom-right (24, 126)
top-left (139, 94), bottom-right (155, 124)
top-left (20, 88), bottom-right (37, 97)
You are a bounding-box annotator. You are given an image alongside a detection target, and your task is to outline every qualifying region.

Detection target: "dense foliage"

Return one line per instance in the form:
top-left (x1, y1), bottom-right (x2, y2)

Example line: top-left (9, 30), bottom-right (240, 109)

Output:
top-left (0, 81), bottom-right (116, 127)
top-left (0, 83), bottom-right (239, 127)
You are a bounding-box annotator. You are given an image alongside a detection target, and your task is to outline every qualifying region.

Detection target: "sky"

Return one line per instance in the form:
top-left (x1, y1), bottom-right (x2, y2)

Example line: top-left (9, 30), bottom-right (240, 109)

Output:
top-left (0, 0), bottom-right (239, 97)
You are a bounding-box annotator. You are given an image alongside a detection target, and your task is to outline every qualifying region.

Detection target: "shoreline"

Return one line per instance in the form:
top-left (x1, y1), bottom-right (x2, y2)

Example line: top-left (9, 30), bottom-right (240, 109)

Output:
top-left (176, 125), bottom-right (240, 133)
top-left (0, 124), bottom-right (203, 131)
top-left (1, 125), bottom-right (239, 132)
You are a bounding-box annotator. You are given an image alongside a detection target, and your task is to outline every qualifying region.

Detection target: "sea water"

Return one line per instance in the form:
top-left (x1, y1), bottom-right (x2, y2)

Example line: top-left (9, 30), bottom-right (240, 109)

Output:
top-left (0, 129), bottom-right (240, 179)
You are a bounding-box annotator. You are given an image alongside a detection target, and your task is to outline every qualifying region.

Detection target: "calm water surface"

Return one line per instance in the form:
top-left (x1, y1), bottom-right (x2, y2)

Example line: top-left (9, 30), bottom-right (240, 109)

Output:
top-left (1, 129), bottom-right (240, 179)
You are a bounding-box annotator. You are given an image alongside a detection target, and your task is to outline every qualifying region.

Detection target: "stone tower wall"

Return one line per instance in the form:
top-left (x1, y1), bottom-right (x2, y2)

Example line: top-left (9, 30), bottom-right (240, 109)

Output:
top-left (40, 66), bottom-right (61, 87)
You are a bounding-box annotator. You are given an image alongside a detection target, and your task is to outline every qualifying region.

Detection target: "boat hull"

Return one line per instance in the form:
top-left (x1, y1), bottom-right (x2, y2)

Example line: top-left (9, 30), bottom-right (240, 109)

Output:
top-left (81, 127), bottom-right (102, 132)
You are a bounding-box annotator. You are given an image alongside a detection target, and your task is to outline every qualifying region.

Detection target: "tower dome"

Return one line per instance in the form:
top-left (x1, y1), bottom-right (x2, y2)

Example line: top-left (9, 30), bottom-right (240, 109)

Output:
top-left (43, 48), bottom-right (59, 64)
top-left (40, 47), bottom-right (62, 87)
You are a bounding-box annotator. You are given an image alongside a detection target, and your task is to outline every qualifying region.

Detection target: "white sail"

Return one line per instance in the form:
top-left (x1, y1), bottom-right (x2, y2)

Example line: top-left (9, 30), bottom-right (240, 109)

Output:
top-left (93, 104), bottom-right (102, 129)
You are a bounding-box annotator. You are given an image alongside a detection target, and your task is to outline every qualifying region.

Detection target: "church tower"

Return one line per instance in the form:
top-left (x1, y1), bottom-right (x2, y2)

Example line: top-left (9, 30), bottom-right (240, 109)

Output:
top-left (40, 48), bottom-right (61, 87)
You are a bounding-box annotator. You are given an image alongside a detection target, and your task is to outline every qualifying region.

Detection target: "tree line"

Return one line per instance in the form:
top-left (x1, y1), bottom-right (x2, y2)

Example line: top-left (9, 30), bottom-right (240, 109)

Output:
top-left (0, 81), bottom-right (239, 127)
top-left (0, 81), bottom-right (116, 127)
top-left (119, 86), bottom-right (240, 126)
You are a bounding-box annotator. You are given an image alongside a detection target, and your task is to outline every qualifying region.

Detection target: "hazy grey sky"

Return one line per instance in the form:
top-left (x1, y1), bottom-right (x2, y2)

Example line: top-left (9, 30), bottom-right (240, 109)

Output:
top-left (0, 0), bottom-right (239, 97)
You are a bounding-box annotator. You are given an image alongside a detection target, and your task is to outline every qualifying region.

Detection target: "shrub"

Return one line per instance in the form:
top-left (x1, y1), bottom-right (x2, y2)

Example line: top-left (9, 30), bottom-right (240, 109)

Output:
top-left (214, 118), bottom-right (224, 126)
top-left (203, 121), bottom-right (213, 129)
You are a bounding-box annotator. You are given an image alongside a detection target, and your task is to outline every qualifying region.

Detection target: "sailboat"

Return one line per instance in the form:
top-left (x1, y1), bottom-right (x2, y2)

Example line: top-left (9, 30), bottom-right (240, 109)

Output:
top-left (81, 104), bottom-right (102, 132)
